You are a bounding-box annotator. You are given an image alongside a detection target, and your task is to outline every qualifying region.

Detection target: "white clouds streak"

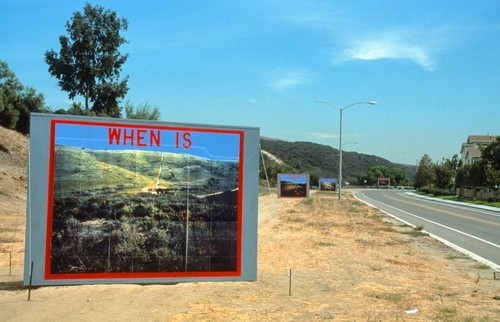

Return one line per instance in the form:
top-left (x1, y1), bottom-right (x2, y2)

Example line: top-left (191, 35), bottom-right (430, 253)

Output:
top-left (338, 37), bottom-right (435, 71)
top-left (331, 24), bottom-right (465, 71)
top-left (259, 2), bottom-right (460, 72)
top-left (268, 69), bottom-right (312, 91)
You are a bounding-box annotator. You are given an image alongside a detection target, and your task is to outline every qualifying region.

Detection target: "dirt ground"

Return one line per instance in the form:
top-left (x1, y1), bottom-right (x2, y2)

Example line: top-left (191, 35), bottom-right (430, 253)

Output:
top-left (1, 126), bottom-right (499, 321)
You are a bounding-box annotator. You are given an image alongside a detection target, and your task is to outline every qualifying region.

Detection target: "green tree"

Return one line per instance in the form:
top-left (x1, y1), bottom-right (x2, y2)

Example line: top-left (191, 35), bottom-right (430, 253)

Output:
top-left (414, 154), bottom-right (435, 189)
top-left (124, 100), bottom-right (161, 120)
top-left (434, 155), bottom-right (459, 189)
top-left (481, 137), bottom-right (500, 188)
top-left (390, 167), bottom-right (409, 186)
top-left (0, 60), bottom-right (49, 134)
top-left (357, 165), bottom-right (409, 186)
top-left (45, 3), bottom-right (129, 117)
top-left (434, 162), bottom-right (452, 189)
top-left (65, 101), bottom-right (97, 116)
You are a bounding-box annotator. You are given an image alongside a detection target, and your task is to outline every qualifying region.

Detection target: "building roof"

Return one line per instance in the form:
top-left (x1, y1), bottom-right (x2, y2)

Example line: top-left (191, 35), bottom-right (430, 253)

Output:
top-left (460, 135), bottom-right (498, 164)
top-left (466, 135), bottom-right (498, 144)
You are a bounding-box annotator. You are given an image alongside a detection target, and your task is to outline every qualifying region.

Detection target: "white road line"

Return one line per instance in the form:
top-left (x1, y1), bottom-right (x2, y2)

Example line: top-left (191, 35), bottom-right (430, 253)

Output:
top-left (402, 192), bottom-right (500, 217)
top-left (354, 192), bottom-right (500, 271)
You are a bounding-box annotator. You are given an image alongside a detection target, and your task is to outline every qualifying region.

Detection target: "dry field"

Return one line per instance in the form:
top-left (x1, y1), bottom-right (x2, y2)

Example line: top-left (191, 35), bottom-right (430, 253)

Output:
top-left (1, 126), bottom-right (499, 321)
top-left (0, 191), bottom-right (499, 321)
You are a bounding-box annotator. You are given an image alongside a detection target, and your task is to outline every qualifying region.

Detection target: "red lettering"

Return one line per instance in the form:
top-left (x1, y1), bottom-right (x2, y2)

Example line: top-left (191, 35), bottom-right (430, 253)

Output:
top-left (123, 129), bottom-right (134, 146)
top-left (176, 131), bottom-right (192, 149)
top-left (108, 128), bottom-right (121, 145)
top-left (108, 128), bottom-right (162, 147)
top-left (182, 132), bottom-right (192, 149)
top-left (137, 129), bottom-right (146, 147)
top-left (150, 130), bottom-right (161, 147)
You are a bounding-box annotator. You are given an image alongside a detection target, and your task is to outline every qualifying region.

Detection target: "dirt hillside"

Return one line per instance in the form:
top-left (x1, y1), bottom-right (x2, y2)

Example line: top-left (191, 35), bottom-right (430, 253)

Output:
top-left (0, 126), bottom-right (28, 216)
top-left (0, 125), bottom-right (499, 321)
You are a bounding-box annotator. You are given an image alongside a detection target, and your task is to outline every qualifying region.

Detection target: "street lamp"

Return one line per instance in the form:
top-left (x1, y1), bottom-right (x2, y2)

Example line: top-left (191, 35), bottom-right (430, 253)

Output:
top-left (315, 100), bottom-right (377, 200)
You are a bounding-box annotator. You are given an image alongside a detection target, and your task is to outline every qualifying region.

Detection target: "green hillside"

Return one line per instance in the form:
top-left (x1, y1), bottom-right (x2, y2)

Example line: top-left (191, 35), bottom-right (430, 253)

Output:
top-left (53, 145), bottom-right (239, 197)
top-left (259, 137), bottom-right (415, 186)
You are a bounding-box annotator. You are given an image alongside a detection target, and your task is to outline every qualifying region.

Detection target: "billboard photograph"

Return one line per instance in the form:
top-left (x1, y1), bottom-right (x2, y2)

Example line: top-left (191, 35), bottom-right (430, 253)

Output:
top-left (26, 114), bottom-right (259, 285)
top-left (377, 177), bottom-right (391, 188)
top-left (319, 178), bottom-right (337, 191)
top-left (277, 173), bottom-right (309, 198)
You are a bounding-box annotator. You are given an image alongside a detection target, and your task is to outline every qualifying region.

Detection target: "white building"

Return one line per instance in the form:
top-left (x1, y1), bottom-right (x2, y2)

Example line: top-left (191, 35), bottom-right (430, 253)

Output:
top-left (460, 135), bottom-right (497, 165)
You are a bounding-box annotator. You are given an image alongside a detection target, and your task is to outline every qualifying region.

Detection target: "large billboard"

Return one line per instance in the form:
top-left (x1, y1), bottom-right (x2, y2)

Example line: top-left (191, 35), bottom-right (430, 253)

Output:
top-left (25, 114), bottom-right (259, 285)
top-left (277, 173), bottom-right (310, 198)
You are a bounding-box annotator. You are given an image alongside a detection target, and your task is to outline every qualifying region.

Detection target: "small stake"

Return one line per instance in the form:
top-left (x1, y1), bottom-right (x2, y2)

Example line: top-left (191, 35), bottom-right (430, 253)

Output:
top-left (28, 262), bottom-right (34, 301)
top-left (288, 268), bottom-right (292, 296)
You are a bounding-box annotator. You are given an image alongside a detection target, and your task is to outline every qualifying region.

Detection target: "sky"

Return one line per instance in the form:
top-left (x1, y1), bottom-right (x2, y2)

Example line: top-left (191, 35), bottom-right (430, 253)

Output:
top-left (1, 0), bottom-right (499, 165)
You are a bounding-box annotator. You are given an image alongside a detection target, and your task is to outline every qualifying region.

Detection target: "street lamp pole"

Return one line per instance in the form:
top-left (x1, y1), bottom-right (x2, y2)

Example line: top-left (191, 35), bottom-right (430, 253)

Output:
top-left (315, 100), bottom-right (377, 200)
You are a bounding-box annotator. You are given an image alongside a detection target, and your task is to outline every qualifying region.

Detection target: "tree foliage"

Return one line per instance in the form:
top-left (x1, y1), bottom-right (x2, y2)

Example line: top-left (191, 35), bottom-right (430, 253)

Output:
top-left (0, 60), bottom-right (49, 134)
top-left (124, 100), bottom-right (161, 120)
top-left (433, 155), bottom-right (459, 189)
top-left (356, 165), bottom-right (409, 186)
top-left (481, 137), bottom-right (500, 187)
top-left (416, 138), bottom-right (500, 194)
top-left (413, 154), bottom-right (435, 189)
top-left (45, 3), bottom-right (129, 117)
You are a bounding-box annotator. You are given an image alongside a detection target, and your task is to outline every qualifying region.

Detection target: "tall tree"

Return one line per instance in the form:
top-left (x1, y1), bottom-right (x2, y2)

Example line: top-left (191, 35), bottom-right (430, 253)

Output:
top-left (45, 3), bottom-right (129, 117)
top-left (414, 154), bottom-right (435, 188)
top-left (434, 155), bottom-right (460, 189)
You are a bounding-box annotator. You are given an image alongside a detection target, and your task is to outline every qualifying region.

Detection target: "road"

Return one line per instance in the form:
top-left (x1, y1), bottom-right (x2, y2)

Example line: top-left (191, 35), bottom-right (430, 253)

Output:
top-left (354, 189), bottom-right (500, 270)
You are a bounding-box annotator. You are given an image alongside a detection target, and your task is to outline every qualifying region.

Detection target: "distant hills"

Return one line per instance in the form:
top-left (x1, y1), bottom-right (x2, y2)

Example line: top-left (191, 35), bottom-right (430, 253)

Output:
top-left (259, 137), bottom-right (416, 186)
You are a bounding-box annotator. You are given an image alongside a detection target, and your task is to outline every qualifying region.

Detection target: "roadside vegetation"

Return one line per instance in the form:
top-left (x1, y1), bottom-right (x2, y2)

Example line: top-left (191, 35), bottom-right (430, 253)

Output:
top-left (413, 137), bottom-right (500, 206)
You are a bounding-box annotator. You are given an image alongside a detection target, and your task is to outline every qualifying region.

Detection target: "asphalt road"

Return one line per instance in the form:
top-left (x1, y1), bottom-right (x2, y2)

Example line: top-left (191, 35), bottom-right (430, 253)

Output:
top-left (354, 189), bottom-right (500, 270)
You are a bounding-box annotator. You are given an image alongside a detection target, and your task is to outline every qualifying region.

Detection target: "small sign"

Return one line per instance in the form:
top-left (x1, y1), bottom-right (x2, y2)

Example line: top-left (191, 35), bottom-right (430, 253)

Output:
top-left (319, 178), bottom-right (337, 191)
top-left (378, 177), bottom-right (391, 188)
top-left (277, 173), bottom-right (310, 198)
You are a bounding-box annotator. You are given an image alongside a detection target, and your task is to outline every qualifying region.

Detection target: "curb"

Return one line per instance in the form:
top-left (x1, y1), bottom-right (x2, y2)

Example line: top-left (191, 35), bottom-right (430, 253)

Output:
top-left (405, 192), bottom-right (500, 213)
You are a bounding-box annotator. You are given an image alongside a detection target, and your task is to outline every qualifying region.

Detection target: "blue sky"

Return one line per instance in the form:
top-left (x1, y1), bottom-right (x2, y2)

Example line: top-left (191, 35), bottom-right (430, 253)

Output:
top-left (2, 1), bottom-right (499, 165)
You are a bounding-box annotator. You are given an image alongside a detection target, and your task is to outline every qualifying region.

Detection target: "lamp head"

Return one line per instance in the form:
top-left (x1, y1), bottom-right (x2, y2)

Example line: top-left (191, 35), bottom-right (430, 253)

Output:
top-left (368, 100), bottom-right (377, 105)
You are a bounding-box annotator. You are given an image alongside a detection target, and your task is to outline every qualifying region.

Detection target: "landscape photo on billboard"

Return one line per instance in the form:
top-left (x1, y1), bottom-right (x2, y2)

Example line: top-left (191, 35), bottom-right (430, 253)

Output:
top-left (377, 177), bottom-right (391, 188)
top-left (46, 120), bottom-right (244, 279)
top-left (278, 173), bottom-right (309, 198)
top-left (319, 178), bottom-right (337, 191)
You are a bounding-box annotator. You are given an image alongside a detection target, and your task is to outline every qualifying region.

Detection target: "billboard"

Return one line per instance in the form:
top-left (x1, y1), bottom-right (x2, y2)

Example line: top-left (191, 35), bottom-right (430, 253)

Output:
top-left (377, 177), bottom-right (391, 188)
top-left (277, 173), bottom-right (310, 198)
top-left (319, 178), bottom-right (337, 191)
top-left (25, 114), bottom-right (259, 285)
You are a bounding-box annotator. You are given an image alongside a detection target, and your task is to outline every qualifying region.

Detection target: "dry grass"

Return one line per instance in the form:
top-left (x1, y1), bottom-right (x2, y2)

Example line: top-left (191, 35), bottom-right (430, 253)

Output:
top-left (1, 191), bottom-right (499, 321)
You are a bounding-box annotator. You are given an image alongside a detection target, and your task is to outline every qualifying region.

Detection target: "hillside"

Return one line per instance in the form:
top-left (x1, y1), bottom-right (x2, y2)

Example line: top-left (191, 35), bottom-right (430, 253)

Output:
top-left (260, 137), bottom-right (416, 185)
top-left (0, 126), bottom-right (28, 215)
top-left (0, 127), bottom-right (417, 205)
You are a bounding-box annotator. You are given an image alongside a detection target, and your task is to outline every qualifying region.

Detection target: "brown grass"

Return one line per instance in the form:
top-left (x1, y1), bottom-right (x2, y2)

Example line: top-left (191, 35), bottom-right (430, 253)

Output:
top-left (1, 191), bottom-right (499, 321)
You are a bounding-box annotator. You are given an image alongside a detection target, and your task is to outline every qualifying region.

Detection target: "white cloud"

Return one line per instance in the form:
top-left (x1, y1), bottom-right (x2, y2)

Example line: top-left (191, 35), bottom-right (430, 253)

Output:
top-left (331, 25), bottom-right (463, 72)
top-left (268, 69), bottom-right (311, 91)
top-left (338, 37), bottom-right (435, 71)
top-left (307, 132), bottom-right (338, 139)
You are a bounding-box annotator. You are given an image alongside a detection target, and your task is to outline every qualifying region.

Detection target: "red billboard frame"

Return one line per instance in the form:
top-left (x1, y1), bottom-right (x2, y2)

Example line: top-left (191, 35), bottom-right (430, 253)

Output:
top-left (44, 119), bottom-right (245, 280)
